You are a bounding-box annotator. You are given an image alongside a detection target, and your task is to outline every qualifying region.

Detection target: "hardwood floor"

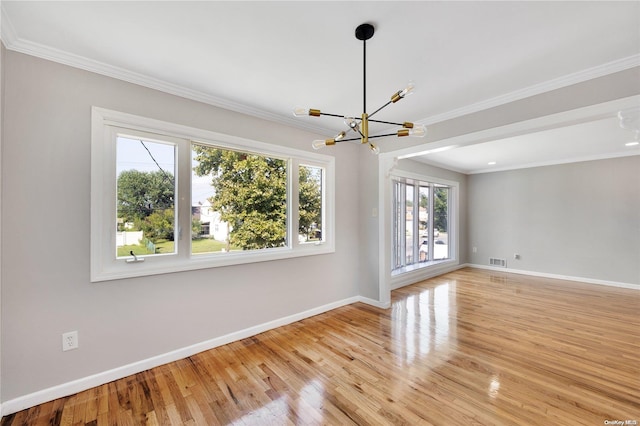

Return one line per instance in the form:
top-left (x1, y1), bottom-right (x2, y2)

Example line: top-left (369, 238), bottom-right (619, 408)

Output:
top-left (3, 267), bottom-right (639, 425)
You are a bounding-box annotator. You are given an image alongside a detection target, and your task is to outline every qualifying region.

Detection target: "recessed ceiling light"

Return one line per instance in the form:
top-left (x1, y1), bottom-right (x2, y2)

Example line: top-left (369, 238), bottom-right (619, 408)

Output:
top-left (625, 141), bottom-right (639, 147)
top-left (488, 161), bottom-right (497, 165)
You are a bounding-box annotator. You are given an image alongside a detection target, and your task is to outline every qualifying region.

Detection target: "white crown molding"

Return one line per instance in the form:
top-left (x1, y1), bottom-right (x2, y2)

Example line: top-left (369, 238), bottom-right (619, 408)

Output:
top-left (2, 4), bottom-right (639, 135)
top-left (414, 149), bottom-right (640, 175)
top-left (6, 36), bottom-right (319, 131)
top-left (394, 95), bottom-right (640, 174)
top-left (468, 150), bottom-right (640, 175)
top-left (418, 54), bottom-right (640, 127)
top-left (0, 6), bottom-right (328, 136)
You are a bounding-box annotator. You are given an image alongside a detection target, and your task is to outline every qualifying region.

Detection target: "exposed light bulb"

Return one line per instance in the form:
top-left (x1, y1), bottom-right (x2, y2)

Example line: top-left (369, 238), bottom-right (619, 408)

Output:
top-left (294, 107), bottom-right (321, 117)
top-left (293, 107), bottom-right (308, 117)
top-left (398, 125), bottom-right (427, 138)
top-left (344, 117), bottom-right (360, 132)
top-left (312, 139), bottom-right (327, 150)
top-left (399, 81), bottom-right (415, 98)
top-left (391, 81), bottom-right (416, 103)
top-left (334, 131), bottom-right (346, 142)
top-left (408, 124), bottom-right (427, 137)
top-left (312, 138), bottom-right (337, 150)
top-left (369, 143), bottom-right (380, 154)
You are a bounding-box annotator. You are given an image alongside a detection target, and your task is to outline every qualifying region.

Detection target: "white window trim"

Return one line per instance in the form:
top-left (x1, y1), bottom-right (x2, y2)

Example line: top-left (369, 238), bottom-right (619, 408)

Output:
top-left (387, 169), bottom-right (459, 284)
top-left (91, 107), bottom-right (335, 282)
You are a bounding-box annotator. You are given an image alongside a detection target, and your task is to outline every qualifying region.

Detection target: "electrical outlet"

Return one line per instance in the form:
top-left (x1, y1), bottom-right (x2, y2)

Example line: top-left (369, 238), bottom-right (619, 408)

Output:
top-left (472, 247), bottom-right (477, 253)
top-left (62, 331), bottom-right (78, 351)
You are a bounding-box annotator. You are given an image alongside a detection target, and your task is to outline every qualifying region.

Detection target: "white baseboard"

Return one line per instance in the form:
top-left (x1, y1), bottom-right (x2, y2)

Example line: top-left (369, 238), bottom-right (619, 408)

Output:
top-left (7, 265), bottom-right (631, 417)
top-left (468, 264), bottom-right (639, 290)
top-left (2, 294), bottom-right (377, 417)
top-left (356, 295), bottom-right (391, 309)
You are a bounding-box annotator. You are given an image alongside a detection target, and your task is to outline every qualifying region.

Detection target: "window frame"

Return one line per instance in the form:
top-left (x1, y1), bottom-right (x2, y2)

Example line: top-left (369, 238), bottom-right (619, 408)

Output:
top-left (114, 129), bottom-right (180, 259)
top-left (91, 107), bottom-right (335, 282)
top-left (297, 163), bottom-right (327, 245)
top-left (390, 171), bottom-right (458, 278)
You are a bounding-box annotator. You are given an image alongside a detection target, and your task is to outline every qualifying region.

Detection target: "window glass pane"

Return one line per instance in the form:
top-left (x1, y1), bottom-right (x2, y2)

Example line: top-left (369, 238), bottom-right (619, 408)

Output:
top-left (392, 178), bottom-right (454, 272)
top-left (116, 137), bottom-right (176, 258)
top-left (190, 153), bottom-right (226, 254)
top-left (434, 185), bottom-right (450, 260)
top-left (94, 109), bottom-right (335, 281)
top-left (418, 185), bottom-right (430, 262)
top-left (299, 165), bottom-right (323, 243)
top-left (191, 144), bottom-right (288, 254)
top-left (405, 184), bottom-right (415, 265)
top-left (392, 180), bottom-right (404, 269)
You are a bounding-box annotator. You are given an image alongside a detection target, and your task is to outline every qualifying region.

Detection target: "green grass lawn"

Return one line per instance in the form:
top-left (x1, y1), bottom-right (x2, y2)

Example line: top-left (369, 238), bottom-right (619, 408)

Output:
top-left (117, 238), bottom-right (232, 257)
top-left (191, 238), bottom-right (232, 254)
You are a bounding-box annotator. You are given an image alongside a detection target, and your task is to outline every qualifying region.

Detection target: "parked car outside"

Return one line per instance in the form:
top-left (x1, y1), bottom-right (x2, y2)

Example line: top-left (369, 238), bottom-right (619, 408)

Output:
top-left (421, 229), bottom-right (440, 237)
top-left (419, 239), bottom-right (448, 261)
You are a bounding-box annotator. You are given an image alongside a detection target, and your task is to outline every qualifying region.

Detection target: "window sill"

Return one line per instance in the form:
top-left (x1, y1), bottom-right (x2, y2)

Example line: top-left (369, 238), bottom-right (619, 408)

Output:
top-left (392, 259), bottom-right (454, 276)
top-left (92, 243), bottom-right (335, 282)
top-left (391, 259), bottom-right (458, 289)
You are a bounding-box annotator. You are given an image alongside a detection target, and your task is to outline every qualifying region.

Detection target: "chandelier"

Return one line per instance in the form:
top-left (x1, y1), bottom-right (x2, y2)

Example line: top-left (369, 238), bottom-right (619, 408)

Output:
top-left (293, 23), bottom-right (426, 154)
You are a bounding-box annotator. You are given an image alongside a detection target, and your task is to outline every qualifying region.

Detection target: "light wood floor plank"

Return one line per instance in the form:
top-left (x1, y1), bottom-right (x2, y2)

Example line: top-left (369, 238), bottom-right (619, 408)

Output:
top-left (2, 267), bottom-right (638, 425)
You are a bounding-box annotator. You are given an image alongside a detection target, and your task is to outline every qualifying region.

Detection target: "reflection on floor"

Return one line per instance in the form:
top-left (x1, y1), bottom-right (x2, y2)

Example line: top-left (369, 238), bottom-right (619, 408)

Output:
top-left (2, 267), bottom-right (639, 425)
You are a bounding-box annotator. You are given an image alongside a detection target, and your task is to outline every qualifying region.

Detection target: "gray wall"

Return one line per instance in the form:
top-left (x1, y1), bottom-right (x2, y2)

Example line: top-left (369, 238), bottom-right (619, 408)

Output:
top-left (394, 158), bottom-right (469, 263)
top-left (357, 148), bottom-right (380, 300)
top-left (1, 50), bottom-right (362, 401)
top-left (468, 156), bottom-right (640, 285)
top-left (356, 67), bottom-right (640, 301)
top-left (2, 44), bottom-right (639, 405)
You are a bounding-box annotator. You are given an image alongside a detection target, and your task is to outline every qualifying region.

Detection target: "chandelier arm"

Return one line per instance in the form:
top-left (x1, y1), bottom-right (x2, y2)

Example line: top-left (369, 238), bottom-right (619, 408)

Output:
top-left (368, 118), bottom-right (408, 126)
top-left (367, 133), bottom-right (399, 140)
top-left (336, 136), bottom-right (365, 143)
top-left (368, 100), bottom-right (393, 119)
top-left (336, 132), bottom-right (398, 143)
top-left (318, 112), bottom-right (347, 119)
top-left (339, 127), bottom-right (366, 143)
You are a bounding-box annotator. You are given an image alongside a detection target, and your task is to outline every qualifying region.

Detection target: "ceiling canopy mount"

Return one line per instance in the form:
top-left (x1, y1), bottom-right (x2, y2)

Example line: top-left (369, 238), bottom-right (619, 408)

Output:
top-left (355, 23), bottom-right (375, 41)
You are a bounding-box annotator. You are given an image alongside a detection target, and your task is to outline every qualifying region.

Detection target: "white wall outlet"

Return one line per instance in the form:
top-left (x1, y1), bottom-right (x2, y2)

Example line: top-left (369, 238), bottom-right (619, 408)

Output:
top-left (62, 331), bottom-right (78, 351)
top-left (472, 247), bottom-right (477, 253)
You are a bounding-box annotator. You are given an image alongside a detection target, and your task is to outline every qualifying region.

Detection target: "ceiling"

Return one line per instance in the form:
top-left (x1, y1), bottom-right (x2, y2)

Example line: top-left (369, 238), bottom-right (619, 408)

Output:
top-left (408, 111), bottom-right (640, 174)
top-left (2, 1), bottom-right (639, 172)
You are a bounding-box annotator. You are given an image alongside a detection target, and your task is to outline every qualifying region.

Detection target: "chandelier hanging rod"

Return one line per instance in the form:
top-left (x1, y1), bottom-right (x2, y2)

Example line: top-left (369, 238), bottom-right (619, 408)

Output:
top-left (293, 23), bottom-right (427, 154)
top-left (362, 22), bottom-right (368, 115)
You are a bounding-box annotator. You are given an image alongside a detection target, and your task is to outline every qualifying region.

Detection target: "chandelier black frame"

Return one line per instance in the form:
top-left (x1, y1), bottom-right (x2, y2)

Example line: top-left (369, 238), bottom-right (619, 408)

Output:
top-left (294, 23), bottom-right (426, 154)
